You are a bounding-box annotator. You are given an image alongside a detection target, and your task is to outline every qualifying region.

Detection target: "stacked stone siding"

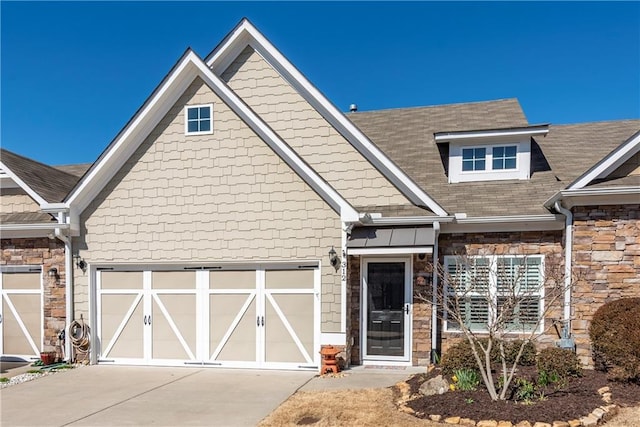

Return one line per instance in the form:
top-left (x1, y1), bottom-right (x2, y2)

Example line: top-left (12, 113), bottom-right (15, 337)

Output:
top-left (437, 231), bottom-right (564, 357)
top-left (1, 237), bottom-right (66, 352)
top-left (572, 204), bottom-right (640, 366)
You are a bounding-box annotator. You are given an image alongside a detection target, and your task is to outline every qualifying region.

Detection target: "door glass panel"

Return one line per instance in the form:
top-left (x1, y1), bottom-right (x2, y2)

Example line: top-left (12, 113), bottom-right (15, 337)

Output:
top-left (210, 271), bottom-right (255, 289)
top-left (152, 271), bottom-right (195, 289)
top-left (366, 262), bottom-right (405, 357)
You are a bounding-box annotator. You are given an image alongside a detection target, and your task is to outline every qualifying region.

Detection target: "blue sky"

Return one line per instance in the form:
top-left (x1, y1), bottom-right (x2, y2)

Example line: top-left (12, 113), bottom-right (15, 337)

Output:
top-left (1, 1), bottom-right (639, 165)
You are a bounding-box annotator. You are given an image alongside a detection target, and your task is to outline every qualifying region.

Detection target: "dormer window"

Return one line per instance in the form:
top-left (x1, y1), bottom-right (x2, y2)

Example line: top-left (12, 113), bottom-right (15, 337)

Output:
top-left (434, 125), bottom-right (549, 183)
top-left (492, 146), bottom-right (517, 170)
top-left (185, 104), bottom-right (213, 135)
top-left (462, 148), bottom-right (487, 171)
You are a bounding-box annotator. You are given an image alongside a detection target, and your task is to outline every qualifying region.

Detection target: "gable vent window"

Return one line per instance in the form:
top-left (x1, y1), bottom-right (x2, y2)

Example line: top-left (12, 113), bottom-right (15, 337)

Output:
top-left (492, 146), bottom-right (517, 170)
top-left (185, 104), bottom-right (213, 135)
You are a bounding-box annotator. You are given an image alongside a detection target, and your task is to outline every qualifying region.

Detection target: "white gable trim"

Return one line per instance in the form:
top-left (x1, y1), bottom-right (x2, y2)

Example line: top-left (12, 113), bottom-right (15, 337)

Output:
top-left (206, 19), bottom-right (448, 217)
top-left (568, 130), bottom-right (640, 190)
top-left (65, 50), bottom-right (359, 222)
top-left (0, 162), bottom-right (48, 206)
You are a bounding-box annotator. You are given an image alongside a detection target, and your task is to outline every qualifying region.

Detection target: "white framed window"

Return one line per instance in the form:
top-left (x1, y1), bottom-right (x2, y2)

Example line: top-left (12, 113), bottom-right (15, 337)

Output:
top-left (444, 255), bottom-right (544, 333)
top-left (462, 147), bottom-right (487, 171)
top-left (448, 140), bottom-right (529, 183)
top-left (185, 104), bottom-right (213, 135)
top-left (492, 145), bottom-right (517, 170)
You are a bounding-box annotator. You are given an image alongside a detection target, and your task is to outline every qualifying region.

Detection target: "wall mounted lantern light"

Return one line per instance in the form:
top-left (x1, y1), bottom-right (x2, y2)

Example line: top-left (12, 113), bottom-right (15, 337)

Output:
top-left (328, 246), bottom-right (340, 271)
top-left (48, 267), bottom-right (59, 279)
top-left (74, 255), bottom-right (87, 272)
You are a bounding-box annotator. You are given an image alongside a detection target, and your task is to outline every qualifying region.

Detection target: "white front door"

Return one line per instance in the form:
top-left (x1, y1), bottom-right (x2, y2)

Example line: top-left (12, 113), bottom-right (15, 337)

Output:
top-left (362, 258), bottom-right (411, 363)
top-left (0, 267), bottom-right (43, 360)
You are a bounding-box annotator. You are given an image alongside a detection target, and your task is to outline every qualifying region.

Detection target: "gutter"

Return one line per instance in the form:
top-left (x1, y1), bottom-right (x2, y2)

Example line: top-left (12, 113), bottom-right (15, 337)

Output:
top-left (544, 186), bottom-right (640, 208)
top-left (553, 201), bottom-right (573, 342)
top-left (366, 216), bottom-right (455, 226)
top-left (431, 221), bottom-right (440, 363)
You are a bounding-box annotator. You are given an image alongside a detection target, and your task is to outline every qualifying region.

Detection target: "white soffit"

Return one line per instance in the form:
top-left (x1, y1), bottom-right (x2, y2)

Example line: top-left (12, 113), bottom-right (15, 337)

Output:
top-left (205, 19), bottom-right (449, 217)
top-left (568, 130), bottom-right (640, 190)
top-left (65, 50), bottom-right (359, 222)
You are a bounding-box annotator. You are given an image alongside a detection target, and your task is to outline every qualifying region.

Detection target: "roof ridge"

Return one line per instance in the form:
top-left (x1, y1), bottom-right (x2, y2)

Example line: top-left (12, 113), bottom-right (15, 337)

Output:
top-left (550, 118), bottom-right (640, 128)
top-left (347, 98), bottom-right (520, 115)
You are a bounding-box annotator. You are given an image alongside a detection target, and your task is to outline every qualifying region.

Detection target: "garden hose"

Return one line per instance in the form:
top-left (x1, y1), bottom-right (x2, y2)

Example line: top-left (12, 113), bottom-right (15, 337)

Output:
top-left (69, 317), bottom-right (90, 363)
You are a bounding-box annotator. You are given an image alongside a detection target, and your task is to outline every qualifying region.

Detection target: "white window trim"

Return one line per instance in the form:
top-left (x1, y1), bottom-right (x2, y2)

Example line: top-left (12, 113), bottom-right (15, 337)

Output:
top-left (443, 254), bottom-right (545, 334)
top-left (184, 104), bottom-right (214, 136)
top-left (459, 144), bottom-right (519, 175)
top-left (449, 139), bottom-right (531, 183)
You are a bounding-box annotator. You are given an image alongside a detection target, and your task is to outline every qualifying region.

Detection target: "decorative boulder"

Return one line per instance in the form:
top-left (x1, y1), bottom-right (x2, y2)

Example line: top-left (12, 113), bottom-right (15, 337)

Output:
top-left (419, 374), bottom-right (449, 396)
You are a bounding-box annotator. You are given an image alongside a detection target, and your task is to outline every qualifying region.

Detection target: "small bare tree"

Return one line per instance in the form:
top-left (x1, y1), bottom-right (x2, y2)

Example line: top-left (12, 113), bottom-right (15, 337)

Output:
top-left (416, 250), bottom-right (573, 401)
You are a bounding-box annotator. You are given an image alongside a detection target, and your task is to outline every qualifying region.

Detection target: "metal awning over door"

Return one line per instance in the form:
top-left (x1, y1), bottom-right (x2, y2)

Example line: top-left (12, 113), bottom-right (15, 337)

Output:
top-left (347, 227), bottom-right (435, 255)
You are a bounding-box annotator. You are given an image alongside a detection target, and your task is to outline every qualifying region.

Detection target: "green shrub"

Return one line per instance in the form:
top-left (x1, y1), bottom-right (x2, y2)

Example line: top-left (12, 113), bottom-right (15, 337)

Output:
top-left (500, 340), bottom-right (537, 366)
top-left (441, 339), bottom-right (479, 375)
top-left (589, 297), bottom-right (640, 382)
top-left (536, 347), bottom-right (582, 379)
top-left (0, 377), bottom-right (9, 383)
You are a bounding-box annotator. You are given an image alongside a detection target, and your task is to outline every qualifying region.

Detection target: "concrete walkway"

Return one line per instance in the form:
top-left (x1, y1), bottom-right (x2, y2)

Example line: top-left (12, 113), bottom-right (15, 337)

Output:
top-left (0, 364), bottom-right (425, 426)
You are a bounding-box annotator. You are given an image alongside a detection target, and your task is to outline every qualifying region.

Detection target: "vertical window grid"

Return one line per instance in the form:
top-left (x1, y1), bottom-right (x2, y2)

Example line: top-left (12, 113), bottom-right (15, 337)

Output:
top-left (462, 147), bottom-right (487, 171)
top-left (186, 105), bottom-right (212, 134)
top-left (444, 255), bottom-right (543, 332)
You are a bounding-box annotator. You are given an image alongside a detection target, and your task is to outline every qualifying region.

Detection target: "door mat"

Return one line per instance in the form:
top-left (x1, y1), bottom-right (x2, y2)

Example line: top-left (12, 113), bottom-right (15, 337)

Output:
top-left (363, 365), bottom-right (406, 370)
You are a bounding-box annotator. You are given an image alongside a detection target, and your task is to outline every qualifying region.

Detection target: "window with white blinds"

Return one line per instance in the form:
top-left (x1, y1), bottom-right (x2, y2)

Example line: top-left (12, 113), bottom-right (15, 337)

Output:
top-left (444, 255), bottom-right (544, 332)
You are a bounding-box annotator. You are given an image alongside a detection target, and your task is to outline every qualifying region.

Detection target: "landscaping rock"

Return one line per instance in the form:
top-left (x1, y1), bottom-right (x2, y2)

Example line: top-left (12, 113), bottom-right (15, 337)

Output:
top-left (532, 423), bottom-right (552, 427)
top-left (567, 420), bottom-right (581, 427)
top-left (460, 418), bottom-right (476, 426)
top-left (497, 421), bottom-right (513, 427)
top-left (430, 414), bottom-right (442, 422)
top-left (597, 386), bottom-right (610, 395)
top-left (515, 422), bottom-right (532, 427)
top-left (445, 416), bottom-right (462, 424)
top-left (591, 407), bottom-right (605, 420)
top-left (551, 422), bottom-right (569, 427)
top-left (579, 414), bottom-right (598, 427)
top-left (419, 374), bottom-right (449, 396)
top-left (477, 421), bottom-right (498, 427)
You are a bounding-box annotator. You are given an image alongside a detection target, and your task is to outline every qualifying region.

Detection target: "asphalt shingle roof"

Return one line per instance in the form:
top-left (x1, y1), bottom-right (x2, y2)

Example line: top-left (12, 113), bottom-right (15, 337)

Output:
top-left (0, 148), bottom-right (81, 203)
top-left (349, 100), bottom-right (639, 217)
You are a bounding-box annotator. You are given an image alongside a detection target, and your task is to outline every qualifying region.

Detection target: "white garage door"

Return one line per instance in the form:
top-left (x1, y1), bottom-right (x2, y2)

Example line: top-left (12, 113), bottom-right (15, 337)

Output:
top-left (97, 265), bottom-right (319, 370)
top-left (0, 266), bottom-right (43, 360)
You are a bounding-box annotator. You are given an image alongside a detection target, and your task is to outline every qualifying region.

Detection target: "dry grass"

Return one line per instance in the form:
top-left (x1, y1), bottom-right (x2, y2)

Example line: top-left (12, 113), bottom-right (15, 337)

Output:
top-left (259, 387), bottom-right (640, 427)
top-left (258, 388), bottom-right (442, 427)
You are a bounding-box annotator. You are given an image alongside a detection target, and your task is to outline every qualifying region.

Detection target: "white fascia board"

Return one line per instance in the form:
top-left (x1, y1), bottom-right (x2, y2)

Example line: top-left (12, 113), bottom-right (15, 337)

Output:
top-left (434, 125), bottom-right (549, 142)
top-left (66, 53), bottom-right (199, 214)
top-left (348, 247), bottom-right (434, 256)
top-left (191, 58), bottom-right (359, 222)
top-left (0, 161), bottom-right (48, 206)
top-left (41, 203), bottom-right (69, 214)
top-left (442, 214), bottom-right (565, 233)
top-left (206, 21), bottom-right (448, 217)
top-left (0, 223), bottom-right (69, 231)
top-left (568, 131), bottom-right (640, 190)
top-left (545, 187), bottom-right (640, 209)
top-left (367, 216), bottom-right (455, 226)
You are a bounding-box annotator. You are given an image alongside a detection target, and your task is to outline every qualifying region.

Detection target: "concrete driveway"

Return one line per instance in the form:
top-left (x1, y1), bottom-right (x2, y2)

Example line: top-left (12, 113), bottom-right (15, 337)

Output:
top-left (0, 365), bottom-right (314, 426)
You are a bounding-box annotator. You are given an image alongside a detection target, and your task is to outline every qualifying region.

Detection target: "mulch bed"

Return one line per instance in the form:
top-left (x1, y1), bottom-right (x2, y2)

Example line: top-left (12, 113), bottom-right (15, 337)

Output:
top-left (404, 367), bottom-right (640, 424)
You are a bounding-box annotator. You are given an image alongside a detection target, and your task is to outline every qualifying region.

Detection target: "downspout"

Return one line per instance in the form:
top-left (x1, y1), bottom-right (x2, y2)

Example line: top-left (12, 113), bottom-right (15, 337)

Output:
top-left (431, 221), bottom-right (440, 364)
top-left (553, 201), bottom-right (573, 343)
top-left (55, 212), bottom-right (73, 362)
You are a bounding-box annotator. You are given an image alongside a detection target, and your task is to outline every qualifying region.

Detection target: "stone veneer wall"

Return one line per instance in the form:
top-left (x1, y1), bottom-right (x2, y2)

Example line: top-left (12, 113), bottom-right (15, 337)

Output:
top-left (571, 204), bottom-right (640, 366)
top-left (1, 237), bottom-right (66, 352)
top-left (437, 231), bottom-right (564, 357)
top-left (348, 253), bottom-right (434, 366)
